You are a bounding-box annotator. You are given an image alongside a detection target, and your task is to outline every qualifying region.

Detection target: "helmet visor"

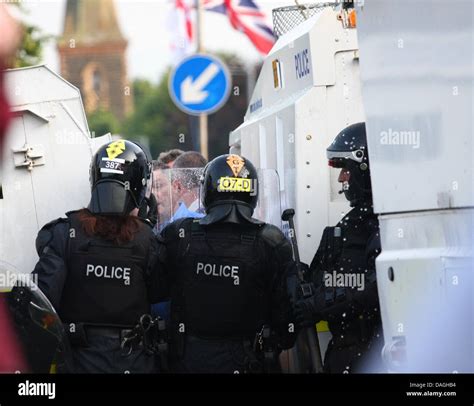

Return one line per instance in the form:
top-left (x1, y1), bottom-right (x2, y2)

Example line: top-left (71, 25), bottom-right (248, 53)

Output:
top-left (152, 167), bottom-right (205, 230)
top-left (327, 149), bottom-right (365, 164)
top-left (89, 180), bottom-right (133, 215)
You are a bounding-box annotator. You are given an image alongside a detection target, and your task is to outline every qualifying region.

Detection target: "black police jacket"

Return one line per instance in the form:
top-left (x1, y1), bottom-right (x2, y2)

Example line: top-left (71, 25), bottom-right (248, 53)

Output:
top-left (158, 217), bottom-right (297, 350)
top-left (32, 210), bottom-right (163, 327)
top-left (310, 203), bottom-right (381, 336)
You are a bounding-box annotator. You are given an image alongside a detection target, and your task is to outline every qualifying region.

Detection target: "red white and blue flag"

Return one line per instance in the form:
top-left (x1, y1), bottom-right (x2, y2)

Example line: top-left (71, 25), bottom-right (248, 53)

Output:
top-left (204, 0), bottom-right (275, 55)
top-left (167, 0), bottom-right (197, 65)
top-left (168, 0), bottom-right (275, 63)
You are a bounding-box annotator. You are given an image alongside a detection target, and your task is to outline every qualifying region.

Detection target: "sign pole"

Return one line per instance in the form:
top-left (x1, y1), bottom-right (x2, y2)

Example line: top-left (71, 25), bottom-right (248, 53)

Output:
top-left (200, 113), bottom-right (208, 160)
top-left (196, 0), bottom-right (209, 159)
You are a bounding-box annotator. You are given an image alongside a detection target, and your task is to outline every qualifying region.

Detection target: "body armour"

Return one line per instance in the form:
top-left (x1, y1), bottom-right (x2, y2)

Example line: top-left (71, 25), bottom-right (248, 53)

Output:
top-left (311, 204), bottom-right (381, 340)
top-left (59, 211), bottom-right (153, 326)
top-left (161, 217), bottom-right (295, 345)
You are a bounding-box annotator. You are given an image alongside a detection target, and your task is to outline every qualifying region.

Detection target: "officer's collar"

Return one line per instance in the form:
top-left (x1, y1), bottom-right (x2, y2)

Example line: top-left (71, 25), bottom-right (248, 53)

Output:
top-left (199, 202), bottom-right (264, 226)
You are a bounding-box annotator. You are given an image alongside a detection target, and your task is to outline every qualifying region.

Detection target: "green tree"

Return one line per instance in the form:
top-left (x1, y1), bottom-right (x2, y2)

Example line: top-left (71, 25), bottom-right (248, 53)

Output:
top-left (207, 52), bottom-right (251, 159)
top-left (87, 109), bottom-right (120, 137)
top-left (132, 78), bottom-right (154, 102)
top-left (10, 4), bottom-right (51, 68)
top-left (123, 74), bottom-right (191, 159)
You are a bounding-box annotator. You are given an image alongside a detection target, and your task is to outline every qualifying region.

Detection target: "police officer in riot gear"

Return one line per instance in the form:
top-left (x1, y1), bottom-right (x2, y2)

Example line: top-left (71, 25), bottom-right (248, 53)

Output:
top-left (159, 154), bottom-right (297, 373)
top-left (33, 140), bottom-right (164, 373)
top-left (295, 122), bottom-right (384, 373)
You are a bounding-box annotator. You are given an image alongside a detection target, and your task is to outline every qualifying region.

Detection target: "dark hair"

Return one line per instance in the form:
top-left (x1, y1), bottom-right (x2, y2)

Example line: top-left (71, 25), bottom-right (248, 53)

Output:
top-left (157, 149), bottom-right (184, 165)
top-left (173, 151), bottom-right (207, 169)
top-left (77, 209), bottom-right (142, 245)
top-left (152, 160), bottom-right (168, 171)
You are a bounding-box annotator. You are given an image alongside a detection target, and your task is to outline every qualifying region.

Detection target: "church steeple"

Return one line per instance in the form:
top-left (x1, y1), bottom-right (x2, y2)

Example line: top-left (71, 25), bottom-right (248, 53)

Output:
top-left (61, 0), bottom-right (126, 46)
top-left (58, 0), bottom-right (132, 122)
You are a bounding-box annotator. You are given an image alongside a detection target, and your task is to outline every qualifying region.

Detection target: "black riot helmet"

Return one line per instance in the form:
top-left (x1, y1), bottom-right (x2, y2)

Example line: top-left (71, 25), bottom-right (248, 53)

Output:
top-left (89, 140), bottom-right (152, 215)
top-left (326, 122), bottom-right (372, 206)
top-left (200, 154), bottom-right (258, 212)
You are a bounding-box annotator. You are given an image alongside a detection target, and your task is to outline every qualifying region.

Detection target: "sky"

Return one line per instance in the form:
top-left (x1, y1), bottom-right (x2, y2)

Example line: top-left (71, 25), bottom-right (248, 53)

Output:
top-left (15, 0), bottom-right (295, 83)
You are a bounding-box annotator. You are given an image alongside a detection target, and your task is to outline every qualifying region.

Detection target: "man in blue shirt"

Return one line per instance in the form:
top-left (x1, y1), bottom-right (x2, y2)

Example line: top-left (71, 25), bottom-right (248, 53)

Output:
top-left (152, 151), bottom-right (207, 320)
top-left (152, 152), bottom-right (208, 232)
top-left (168, 151), bottom-right (207, 219)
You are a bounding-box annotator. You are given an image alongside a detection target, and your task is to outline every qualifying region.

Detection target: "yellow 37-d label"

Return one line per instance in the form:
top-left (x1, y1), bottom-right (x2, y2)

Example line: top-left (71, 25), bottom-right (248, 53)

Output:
top-left (218, 176), bottom-right (251, 192)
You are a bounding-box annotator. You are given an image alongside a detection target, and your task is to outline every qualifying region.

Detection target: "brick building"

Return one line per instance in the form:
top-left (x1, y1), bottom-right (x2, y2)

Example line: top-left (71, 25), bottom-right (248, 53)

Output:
top-left (57, 0), bottom-right (132, 121)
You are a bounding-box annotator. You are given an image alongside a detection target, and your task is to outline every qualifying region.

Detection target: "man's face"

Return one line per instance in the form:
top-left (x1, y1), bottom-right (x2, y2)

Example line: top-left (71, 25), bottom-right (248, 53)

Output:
top-left (153, 169), bottom-right (172, 222)
top-left (337, 167), bottom-right (351, 196)
top-left (170, 169), bottom-right (201, 207)
top-left (338, 168), bottom-right (351, 184)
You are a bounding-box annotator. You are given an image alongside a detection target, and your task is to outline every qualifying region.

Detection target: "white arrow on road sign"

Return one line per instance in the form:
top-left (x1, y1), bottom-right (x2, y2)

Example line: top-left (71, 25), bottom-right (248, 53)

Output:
top-left (181, 63), bottom-right (220, 104)
top-left (169, 54), bottom-right (230, 115)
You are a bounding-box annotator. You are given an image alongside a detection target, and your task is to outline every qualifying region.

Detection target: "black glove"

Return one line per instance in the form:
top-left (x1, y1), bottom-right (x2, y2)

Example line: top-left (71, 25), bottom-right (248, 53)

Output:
top-left (299, 262), bottom-right (310, 278)
top-left (294, 293), bottom-right (325, 328)
top-left (138, 194), bottom-right (158, 227)
top-left (146, 194), bottom-right (158, 226)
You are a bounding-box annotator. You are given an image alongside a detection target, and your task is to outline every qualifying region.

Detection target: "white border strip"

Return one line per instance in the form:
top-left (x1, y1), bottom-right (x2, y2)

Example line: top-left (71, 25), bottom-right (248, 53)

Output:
top-left (102, 157), bottom-right (125, 163)
top-left (100, 168), bottom-right (124, 174)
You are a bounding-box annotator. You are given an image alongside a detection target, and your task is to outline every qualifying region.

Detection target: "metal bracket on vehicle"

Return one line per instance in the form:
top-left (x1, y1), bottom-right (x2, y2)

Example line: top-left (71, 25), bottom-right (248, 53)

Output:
top-left (12, 144), bottom-right (45, 171)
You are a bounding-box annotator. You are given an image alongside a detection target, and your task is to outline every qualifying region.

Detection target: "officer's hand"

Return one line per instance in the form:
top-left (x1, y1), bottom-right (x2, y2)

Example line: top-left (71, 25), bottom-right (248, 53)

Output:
top-left (294, 296), bottom-right (323, 328)
top-left (138, 194), bottom-right (158, 227)
top-left (146, 194), bottom-right (158, 227)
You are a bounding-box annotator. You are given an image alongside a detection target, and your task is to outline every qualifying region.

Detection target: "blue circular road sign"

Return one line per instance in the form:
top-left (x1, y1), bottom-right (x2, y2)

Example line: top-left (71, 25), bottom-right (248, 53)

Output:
top-left (169, 54), bottom-right (231, 115)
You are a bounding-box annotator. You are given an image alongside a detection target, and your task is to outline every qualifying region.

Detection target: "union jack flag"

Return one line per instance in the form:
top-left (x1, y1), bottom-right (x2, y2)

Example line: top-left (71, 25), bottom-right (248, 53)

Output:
top-left (203, 0), bottom-right (275, 55)
top-left (168, 0), bottom-right (274, 63)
